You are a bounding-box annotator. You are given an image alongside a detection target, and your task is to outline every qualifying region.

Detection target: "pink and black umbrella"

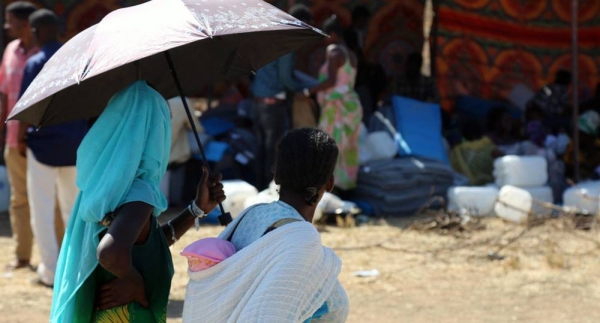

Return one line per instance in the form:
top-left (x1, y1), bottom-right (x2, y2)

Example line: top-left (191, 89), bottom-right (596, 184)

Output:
top-left (9, 0), bottom-right (325, 225)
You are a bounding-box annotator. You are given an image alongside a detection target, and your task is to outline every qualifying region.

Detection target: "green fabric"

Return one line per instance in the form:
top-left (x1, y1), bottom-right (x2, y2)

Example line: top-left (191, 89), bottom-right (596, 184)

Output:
top-left (50, 81), bottom-right (172, 323)
top-left (317, 51), bottom-right (362, 190)
top-left (578, 111), bottom-right (600, 136)
top-left (450, 136), bottom-right (497, 185)
top-left (73, 217), bottom-right (174, 323)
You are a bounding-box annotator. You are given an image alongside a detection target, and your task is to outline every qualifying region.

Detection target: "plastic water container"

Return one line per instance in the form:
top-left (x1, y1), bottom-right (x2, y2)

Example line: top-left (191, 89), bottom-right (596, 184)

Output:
top-left (221, 180), bottom-right (258, 218)
top-left (242, 190), bottom-right (346, 223)
top-left (244, 180), bottom-right (280, 209)
top-left (495, 185), bottom-right (532, 223)
top-left (243, 190), bottom-right (277, 209)
top-left (268, 180), bottom-right (279, 196)
top-left (563, 181), bottom-right (600, 215)
top-left (494, 156), bottom-right (548, 187)
top-left (522, 186), bottom-right (554, 216)
top-left (0, 167), bottom-right (10, 212)
top-left (447, 186), bottom-right (499, 216)
top-left (362, 132), bottom-right (397, 163)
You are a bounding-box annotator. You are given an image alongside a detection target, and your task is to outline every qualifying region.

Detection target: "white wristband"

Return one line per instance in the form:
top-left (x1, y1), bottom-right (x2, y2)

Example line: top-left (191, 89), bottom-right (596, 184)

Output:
top-left (189, 200), bottom-right (205, 217)
top-left (303, 88), bottom-right (310, 97)
top-left (189, 201), bottom-right (206, 231)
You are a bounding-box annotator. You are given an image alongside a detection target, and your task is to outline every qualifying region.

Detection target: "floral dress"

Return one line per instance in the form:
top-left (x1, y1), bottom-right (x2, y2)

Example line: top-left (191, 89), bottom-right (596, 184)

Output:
top-left (317, 45), bottom-right (363, 190)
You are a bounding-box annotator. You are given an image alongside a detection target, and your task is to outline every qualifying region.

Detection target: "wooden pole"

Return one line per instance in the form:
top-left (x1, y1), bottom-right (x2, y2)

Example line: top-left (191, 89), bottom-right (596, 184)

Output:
top-left (430, 0), bottom-right (439, 80)
top-left (572, 0), bottom-right (580, 182)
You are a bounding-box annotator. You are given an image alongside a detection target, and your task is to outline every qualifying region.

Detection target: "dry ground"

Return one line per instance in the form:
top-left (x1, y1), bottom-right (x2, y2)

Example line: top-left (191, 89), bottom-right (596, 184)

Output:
top-left (1, 211), bottom-right (600, 323)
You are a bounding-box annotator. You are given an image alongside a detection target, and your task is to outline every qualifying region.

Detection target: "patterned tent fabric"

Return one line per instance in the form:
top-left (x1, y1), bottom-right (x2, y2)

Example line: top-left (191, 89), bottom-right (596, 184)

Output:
top-left (436, 0), bottom-right (600, 111)
top-left (284, 0), bottom-right (425, 78)
top-left (4, 0), bottom-right (425, 82)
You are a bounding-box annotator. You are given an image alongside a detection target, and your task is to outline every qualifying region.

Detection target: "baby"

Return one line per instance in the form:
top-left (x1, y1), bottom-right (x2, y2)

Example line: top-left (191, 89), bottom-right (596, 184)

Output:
top-left (181, 238), bottom-right (236, 272)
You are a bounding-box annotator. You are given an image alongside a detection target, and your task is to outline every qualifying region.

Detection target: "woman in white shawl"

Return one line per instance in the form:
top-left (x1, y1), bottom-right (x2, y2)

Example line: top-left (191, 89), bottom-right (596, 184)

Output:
top-left (183, 128), bottom-right (349, 322)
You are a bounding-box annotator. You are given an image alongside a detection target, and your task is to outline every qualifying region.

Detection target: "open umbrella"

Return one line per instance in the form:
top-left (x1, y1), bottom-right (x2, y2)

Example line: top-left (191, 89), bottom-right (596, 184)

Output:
top-left (8, 0), bottom-right (325, 225)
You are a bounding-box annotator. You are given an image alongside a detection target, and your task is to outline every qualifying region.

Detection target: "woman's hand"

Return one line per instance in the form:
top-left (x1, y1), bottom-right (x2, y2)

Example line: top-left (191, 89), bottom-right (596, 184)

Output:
top-left (96, 268), bottom-right (149, 310)
top-left (194, 166), bottom-right (226, 213)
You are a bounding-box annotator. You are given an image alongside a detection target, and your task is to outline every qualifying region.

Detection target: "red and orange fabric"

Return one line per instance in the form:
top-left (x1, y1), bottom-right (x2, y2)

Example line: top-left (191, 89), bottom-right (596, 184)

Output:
top-left (436, 0), bottom-right (600, 111)
top-left (277, 0), bottom-right (426, 78)
top-left (4, 0), bottom-right (426, 84)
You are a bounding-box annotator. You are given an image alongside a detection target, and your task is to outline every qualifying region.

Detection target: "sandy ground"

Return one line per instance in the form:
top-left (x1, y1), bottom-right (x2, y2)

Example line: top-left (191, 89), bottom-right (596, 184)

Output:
top-left (1, 211), bottom-right (600, 323)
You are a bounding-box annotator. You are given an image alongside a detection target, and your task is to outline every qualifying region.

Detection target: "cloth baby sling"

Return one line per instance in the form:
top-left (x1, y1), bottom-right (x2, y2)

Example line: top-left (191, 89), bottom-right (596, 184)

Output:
top-left (182, 206), bottom-right (343, 322)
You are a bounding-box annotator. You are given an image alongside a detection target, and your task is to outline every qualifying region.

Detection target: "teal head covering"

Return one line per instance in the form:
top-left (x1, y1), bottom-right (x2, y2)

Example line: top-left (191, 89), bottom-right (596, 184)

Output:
top-left (579, 110), bottom-right (600, 136)
top-left (50, 81), bottom-right (172, 322)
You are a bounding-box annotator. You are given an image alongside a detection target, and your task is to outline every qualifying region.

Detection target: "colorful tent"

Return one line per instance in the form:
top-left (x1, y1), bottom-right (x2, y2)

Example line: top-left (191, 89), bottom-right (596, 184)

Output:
top-left (3, 0), bottom-right (427, 83)
top-left (435, 0), bottom-right (600, 111)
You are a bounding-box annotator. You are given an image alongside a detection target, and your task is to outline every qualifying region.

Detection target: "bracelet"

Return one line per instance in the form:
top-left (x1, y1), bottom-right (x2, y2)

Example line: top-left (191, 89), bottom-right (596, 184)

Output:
top-left (189, 201), bottom-right (206, 231)
top-left (167, 220), bottom-right (178, 243)
top-left (303, 88), bottom-right (310, 97)
top-left (189, 200), bottom-right (205, 217)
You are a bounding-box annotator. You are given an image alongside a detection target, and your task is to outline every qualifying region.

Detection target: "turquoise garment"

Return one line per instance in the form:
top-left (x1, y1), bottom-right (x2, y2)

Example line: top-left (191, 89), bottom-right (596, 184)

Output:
top-left (50, 81), bottom-right (172, 323)
top-left (304, 302), bottom-right (329, 323)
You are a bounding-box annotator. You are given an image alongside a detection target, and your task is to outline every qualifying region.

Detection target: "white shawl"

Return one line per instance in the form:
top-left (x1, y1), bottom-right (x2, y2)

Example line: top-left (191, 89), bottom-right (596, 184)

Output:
top-left (182, 221), bottom-right (343, 323)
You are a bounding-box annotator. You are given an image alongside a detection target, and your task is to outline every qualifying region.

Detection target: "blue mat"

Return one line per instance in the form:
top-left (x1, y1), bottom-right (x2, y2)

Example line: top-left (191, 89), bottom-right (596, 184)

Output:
top-left (392, 95), bottom-right (449, 164)
top-left (200, 117), bottom-right (235, 137)
top-left (192, 141), bottom-right (230, 163)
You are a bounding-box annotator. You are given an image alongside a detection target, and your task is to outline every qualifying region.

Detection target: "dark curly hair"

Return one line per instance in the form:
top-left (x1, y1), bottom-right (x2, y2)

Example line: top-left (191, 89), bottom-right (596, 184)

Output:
top-left (322, 15), bottom-right (344, 37)
top-left (275, 128), bottom-right (339, 206)
top-left (6, 1), bottom-right (37, 21)
top-left (289, 4), bottom-right (312, 23)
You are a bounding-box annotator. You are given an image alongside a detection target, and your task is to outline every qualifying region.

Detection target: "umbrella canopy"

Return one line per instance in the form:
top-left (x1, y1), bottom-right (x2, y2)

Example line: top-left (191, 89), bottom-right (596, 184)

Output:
top-left (9, 0), bottom-right (325, 126)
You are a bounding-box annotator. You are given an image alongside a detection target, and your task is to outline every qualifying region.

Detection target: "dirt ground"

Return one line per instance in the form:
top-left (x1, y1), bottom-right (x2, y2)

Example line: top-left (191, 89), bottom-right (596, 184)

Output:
top-left (2, 211), bottom-right (600, 323)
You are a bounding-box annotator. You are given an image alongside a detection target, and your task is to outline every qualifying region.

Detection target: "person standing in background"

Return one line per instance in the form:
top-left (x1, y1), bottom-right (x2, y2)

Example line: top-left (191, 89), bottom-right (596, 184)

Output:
top-left (343, 6), bottom-right (370, 61)
top-left (0, 1), bottom-right (38, 272)
top-left (393, 52), bottom-right (437, 102)
top-left (531, 69), bottom-right (572, 134)
top-left (344, 5), bottom-right (386, 124)
top-left (250, 4), bottom-right (314, 191)
top-left (162, 97), bottom-right (203, 207)
top-left (19, 9), bottom-right (88, 287)
top-left (300, 16), bottom-right (363, 193)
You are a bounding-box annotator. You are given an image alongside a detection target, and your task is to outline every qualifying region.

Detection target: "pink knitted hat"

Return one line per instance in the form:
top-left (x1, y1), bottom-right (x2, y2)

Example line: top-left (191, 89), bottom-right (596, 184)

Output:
top-left (181, 238), bottom-right (237, 272)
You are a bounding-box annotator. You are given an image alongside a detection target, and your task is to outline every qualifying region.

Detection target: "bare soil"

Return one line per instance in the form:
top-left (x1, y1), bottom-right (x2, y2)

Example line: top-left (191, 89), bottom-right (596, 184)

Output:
top-left (1, 211), bottom-right (600, 323)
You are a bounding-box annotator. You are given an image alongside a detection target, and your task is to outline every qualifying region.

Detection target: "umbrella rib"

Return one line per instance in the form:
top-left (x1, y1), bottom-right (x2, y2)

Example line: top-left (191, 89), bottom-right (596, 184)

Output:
top-left (37, 93), bottom-right (57, 128)
top-left (177, 0), bottom-right (212, 38)
top-left (79, 57), bottom-right (93, 82)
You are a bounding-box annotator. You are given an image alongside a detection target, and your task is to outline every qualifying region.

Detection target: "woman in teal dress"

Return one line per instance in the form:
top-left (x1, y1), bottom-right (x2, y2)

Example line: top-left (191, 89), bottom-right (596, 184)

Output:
top-left (50, 81), bottom-right (226, 323)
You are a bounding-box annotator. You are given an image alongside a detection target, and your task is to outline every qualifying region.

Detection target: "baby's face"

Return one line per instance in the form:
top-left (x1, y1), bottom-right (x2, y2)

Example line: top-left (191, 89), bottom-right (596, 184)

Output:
top-left (187, 256), bottom-right (219, 272)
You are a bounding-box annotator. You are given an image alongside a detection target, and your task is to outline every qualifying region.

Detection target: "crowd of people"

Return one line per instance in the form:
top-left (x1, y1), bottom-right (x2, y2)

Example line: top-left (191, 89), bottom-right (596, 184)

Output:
top-left (0, 1), bottom-right (88, 288)
top-left (0, 2), bottom-right (355, 322)
top-left (242, 4), bottom-right (433, 196)
top-left (2, 1), bottom-right (597, 322)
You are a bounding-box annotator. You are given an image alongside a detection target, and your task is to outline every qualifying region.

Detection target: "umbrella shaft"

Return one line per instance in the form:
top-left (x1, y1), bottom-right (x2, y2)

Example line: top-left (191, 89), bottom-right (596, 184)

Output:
top-left (164, 51), bottom-right (227, 217)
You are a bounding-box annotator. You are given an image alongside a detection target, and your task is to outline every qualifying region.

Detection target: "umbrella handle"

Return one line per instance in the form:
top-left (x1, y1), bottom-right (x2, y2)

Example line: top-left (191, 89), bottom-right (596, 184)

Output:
top-left (164, 51), bottom-right (232, 226)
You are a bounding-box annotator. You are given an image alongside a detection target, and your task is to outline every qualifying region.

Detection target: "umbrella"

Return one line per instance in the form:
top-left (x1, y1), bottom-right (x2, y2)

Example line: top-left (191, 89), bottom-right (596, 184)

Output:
top-left (9, 0), bottom-right (325, 225)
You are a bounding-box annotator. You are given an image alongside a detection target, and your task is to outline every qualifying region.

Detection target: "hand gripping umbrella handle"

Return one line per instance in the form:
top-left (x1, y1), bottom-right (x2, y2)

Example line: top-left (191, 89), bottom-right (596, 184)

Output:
top-left (164, 51), bottom-right (232, 226)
